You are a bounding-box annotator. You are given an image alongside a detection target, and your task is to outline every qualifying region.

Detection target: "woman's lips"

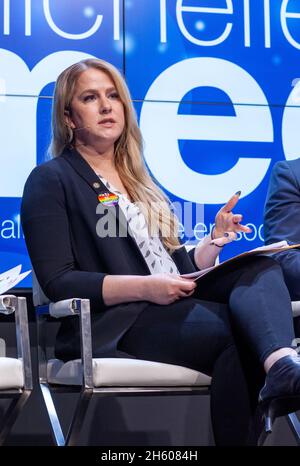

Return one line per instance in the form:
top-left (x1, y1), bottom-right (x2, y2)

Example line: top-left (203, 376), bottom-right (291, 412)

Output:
top-left (98, 119), bottom-right (115, 127)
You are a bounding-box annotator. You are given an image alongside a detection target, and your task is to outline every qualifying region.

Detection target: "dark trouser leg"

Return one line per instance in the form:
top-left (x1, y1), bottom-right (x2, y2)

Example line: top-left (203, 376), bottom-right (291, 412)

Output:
top-left (118, 299), bottom-right (259, 445)
top-left (272, 250), bottom-right (300, 301)
top-left (194, 255), bottom-right (296, 364)
top-left (271, 250), bottom-right (300, 338)
top-left (211, 345), bottom-right (263, 446)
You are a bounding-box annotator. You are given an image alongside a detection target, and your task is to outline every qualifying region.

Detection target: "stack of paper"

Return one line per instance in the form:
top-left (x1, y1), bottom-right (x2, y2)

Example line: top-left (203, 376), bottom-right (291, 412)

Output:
top-left (0, 265), bottom-right (31, 295)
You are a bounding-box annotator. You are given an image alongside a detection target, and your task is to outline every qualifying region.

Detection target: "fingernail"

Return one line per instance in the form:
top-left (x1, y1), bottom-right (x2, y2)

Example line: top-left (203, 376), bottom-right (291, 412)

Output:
top-left (224, 232), bottom-right (229, 237)
top-left (235, 190), bottom-right (241, 196)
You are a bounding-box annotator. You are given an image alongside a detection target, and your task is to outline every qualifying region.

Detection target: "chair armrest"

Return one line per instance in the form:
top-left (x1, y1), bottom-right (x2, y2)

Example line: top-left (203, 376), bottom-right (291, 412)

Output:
top-left (0, 295), bottom-right (18, 315)
top-left (0, 296), bottom-right (32, 390)
top-left (292, 301), bottom-right (300, 317)
top-left (36, 298), bottom-right (93, 388)
top-left (36, 298), bottom-right (82, 318)
top-left (50, 299), bottom-right (82, 318)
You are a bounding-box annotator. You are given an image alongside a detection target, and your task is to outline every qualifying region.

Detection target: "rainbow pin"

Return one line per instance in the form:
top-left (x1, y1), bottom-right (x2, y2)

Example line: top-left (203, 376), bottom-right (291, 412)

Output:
top-left (98, 192), bottom-right (119, 206)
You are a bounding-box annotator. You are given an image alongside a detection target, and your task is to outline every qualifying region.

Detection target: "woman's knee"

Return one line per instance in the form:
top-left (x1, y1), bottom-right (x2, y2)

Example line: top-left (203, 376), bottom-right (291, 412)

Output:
top-left (249, 255), bottom-right (282, 272)
top-left (202, 318), bottom-right (234, 359)
top-left (237, 255), bottom-right (284, 283)
top-left (187, 301), bottom-right (235, 353)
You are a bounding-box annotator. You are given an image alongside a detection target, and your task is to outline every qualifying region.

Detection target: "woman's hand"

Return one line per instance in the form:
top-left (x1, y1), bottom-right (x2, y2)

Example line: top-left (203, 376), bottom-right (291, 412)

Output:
top-left (212, 191), bottom-right (252, 246)
top-left (144, 273), bottom-right (196, 305)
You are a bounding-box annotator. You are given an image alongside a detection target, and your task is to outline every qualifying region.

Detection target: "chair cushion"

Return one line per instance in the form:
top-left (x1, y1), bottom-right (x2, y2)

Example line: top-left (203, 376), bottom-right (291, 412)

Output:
top-left (47, 358), bottom-right (211, 387)
top-left (0, 357), bottom-right (24, 389)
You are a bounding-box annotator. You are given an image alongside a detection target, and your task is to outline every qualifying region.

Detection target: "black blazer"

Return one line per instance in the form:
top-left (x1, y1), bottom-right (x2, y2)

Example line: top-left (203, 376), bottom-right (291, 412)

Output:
top-left (21, 148), bottom-right (197, 360)
top-left (264, 158), bottom-right (300, 244)
top-left (264, 159), bottom-right (300, 301)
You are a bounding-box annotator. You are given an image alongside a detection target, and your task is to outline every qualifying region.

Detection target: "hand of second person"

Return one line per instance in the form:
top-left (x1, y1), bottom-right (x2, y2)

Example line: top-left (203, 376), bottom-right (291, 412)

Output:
top-left (144, 273), bottom-right (196, 305)
top-left (212, 191), bottom-right (252, 246)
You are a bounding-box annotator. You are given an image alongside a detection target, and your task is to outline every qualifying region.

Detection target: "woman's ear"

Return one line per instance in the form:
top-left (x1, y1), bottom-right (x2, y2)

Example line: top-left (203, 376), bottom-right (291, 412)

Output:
top-left (64, 109), bottom-right (75, 129)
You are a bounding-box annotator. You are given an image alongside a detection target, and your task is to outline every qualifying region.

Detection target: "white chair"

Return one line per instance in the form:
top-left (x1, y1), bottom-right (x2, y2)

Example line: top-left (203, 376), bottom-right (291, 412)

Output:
top-left (0, 295), bottom-right (32, 445)
top-left (33, 273), bottom-right (211, 446)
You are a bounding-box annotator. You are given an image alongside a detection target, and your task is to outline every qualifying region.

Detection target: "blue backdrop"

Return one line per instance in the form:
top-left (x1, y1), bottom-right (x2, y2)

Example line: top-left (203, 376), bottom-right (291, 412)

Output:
top-left (0, 0), bottom-right (300, 287)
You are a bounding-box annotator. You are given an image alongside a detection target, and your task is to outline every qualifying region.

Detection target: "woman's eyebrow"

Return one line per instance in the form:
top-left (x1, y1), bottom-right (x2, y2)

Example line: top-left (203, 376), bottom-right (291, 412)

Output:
top-left (78, 86), bottom-right (116, 97)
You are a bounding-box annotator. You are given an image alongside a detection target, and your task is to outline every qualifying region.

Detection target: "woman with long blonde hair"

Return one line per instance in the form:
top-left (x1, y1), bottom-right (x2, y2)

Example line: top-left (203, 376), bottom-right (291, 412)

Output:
top-left (22, 58), bottom-right (300, 445)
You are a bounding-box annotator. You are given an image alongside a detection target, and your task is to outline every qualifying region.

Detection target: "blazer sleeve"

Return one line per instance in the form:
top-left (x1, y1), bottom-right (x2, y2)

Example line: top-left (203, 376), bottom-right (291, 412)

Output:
top-left (21, 164), bottom-right (108, 311)
top-left (170, 243), bottom-right (197, 273)
top-left (187, 247), bottom-right (198, 271)
top-left (264, 161), bottom-right (300, 245)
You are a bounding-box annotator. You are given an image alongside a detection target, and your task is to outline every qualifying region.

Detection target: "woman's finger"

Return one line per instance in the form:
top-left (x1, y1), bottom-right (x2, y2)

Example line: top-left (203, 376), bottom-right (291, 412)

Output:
top-left (220, 191), bottom-right (241, 213)
top-left (234, 223), bottom-right (252, 233)
top-left (225, 231), bottom-right (237, 241)
top-left (177, 289), bottom-right (195, 298)
top-left (176, 276), bottom-right (197, 287)
top-left (232, 214), bottom-right (243, 224)
top-left (211, 231), bottom-right (237, 246)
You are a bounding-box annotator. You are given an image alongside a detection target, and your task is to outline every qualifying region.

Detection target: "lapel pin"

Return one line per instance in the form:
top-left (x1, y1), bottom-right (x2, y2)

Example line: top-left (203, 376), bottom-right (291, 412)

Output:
top-left (98, 192), bottom-right (119, 206)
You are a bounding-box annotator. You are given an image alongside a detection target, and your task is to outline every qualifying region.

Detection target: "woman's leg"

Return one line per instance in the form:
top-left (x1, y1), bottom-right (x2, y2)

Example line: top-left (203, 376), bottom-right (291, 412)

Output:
top-left (117, 298), bottom-right (261, 445)
top-left (195, 255), bottom-right (300, 433)
top-left (194, 255), bottom-right (296, 364)
top-left (210, 344), bottom-right (263, 446)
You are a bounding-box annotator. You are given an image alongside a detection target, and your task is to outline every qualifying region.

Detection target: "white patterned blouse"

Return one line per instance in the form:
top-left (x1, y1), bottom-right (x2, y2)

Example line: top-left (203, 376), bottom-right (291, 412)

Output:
top-left (98, 174), bottom-right (180, 275)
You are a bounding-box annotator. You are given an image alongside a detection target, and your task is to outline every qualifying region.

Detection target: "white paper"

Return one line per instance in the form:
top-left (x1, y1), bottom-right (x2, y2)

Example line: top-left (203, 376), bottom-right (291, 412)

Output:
top-left (0, 265), bottom-right (31, 295)
top-left (180, 241), bottom-right (299, 282)
top-left (245, 240), bottom-right (288, 253)
top-left (180, 266), bottom-right (215, 279)
top-left (0, 264), bottom-right (21, 282)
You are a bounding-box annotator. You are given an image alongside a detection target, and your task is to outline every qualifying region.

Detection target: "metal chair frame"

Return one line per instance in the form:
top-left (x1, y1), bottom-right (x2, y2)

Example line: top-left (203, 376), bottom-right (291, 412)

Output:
top-left (0, 296), bottom-right (32, 445)
top-left (36, 298), bottom-right (210, 446)
top-left (36, 297), bottom-right (300, 446)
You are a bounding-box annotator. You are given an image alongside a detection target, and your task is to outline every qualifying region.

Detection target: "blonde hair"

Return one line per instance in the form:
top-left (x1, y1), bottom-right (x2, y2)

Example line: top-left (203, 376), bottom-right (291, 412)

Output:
top-left (49, 58), bottom-right (181, 251)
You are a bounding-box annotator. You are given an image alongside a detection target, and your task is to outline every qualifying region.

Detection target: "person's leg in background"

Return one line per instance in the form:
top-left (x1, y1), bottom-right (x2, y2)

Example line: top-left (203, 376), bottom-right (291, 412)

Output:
top-left (270, 250), bottom-right (300, 339)
top-left (271, 250), bottom-right (300, 301)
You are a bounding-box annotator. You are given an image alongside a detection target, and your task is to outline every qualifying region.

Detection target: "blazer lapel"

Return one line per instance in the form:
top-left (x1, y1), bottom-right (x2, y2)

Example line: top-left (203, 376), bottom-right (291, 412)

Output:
top-left (61, 147), bottom-right (151, 274)
top-left (62, 147), bottom-right (108, 196)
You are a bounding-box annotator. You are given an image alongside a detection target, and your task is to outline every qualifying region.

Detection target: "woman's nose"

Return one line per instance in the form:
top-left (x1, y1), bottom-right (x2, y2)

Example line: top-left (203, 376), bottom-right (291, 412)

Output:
top-left (99, 97), bottom-right (112, 114)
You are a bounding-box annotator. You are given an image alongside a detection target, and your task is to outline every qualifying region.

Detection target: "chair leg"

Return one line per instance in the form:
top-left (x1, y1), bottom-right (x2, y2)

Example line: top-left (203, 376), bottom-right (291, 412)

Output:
top-left (40, 383), bottom-right (65, 446)
top-left (287, 412), bottom-right (300, 445)
top-left (257, 428), bottom-right (270, 446)
top-left (258, 412), bottom-right (300, 446)
top-left (0, 390), bottom-right (31, 445)
top-left (41, 383), bottom-right (93, 446)
top-left (65, 388), bottom-right (93, 446)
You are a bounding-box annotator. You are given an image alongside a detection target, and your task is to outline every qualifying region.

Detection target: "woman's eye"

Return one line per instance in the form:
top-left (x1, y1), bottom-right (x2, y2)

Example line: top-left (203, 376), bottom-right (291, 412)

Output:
top-left (83, 95), bottom-right (96, 102)
top-left (109, 92), bottom-right (119, 99)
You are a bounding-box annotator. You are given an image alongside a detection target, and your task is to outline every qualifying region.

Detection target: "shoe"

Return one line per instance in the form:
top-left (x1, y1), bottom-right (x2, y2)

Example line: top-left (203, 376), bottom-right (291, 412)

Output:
top-left (258, 354), bottom-right (300, 433)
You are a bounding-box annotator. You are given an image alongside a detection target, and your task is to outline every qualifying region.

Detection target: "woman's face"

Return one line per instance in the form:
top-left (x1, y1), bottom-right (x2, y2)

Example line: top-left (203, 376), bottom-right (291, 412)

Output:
top-left (66, 67), bottom-right (125, 151)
